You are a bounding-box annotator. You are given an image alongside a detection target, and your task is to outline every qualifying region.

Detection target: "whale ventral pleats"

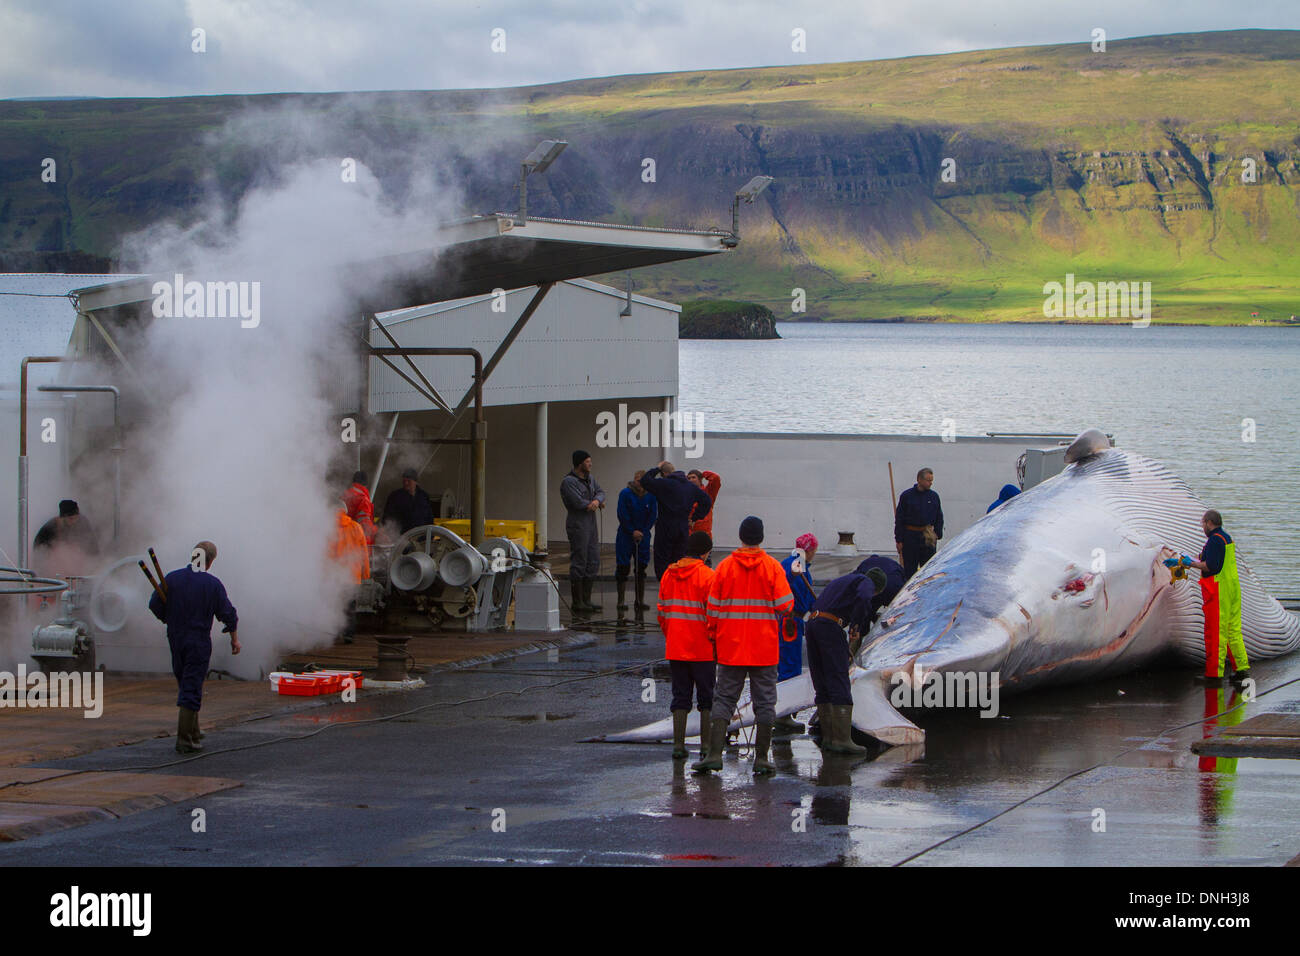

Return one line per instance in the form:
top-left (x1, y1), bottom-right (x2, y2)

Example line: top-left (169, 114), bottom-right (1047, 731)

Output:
top-left (1064, 428), bottom-right (1112, 463)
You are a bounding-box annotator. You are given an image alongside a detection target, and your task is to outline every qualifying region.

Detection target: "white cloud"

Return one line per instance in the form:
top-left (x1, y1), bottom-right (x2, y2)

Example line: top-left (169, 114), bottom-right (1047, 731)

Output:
top-left (0, 0), bottom-right (1296, 98)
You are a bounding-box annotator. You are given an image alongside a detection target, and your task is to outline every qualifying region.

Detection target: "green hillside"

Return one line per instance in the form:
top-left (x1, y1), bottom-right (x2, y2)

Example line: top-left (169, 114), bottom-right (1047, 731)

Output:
top-left (3, 29), bottom-right (1299, 323)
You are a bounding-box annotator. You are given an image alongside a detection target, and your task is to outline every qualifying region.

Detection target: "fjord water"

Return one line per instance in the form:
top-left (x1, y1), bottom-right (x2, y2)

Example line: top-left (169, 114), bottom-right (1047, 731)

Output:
top-left (679, 322), bottom-right (1300, 595)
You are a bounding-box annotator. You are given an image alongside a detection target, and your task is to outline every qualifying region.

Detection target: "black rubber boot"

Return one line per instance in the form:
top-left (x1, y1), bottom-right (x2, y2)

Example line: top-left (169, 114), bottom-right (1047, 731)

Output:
top-left (634, 572), bottom-right (650, 610)
top-left (824, 704), bottom-right (868, 755)
top-left (752, 724), bottom-right (775, 775)
top-left (570, 579), bottom-right (589, 613)
top-left (671, 709), bottom-right (688, 759)
top-left (176, 708), bottom-right (202, 754)
top-left (698, 708), bottom-right (711, 755)
top-left (583, 579), bottom-right (602, 612)
top-left (193, 711), bottom-right (204, 741)
top-left (616, 573), bottom-right (629, 613)
top-left (691, 718), bottom-right (730, 772)
top-left (1229, 668), bottom-right (1251, 686)
top-left (813, 703), bottom-right (831, 749)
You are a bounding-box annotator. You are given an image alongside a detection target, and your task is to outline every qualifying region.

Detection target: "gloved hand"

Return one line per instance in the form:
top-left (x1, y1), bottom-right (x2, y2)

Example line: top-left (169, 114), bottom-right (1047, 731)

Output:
top-left (781, 616), bottom-right (798, 642)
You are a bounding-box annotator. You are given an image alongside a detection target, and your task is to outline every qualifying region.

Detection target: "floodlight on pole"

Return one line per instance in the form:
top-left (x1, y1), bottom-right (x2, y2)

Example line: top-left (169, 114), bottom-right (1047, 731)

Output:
top-left (730, 175), bottom-right (774, 241)
top-left (518, 140), bottom-right (568, 224)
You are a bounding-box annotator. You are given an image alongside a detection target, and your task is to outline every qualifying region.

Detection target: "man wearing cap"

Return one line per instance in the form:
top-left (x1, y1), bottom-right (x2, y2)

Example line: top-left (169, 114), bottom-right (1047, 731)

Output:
top-left (148, 541), bottom-right (240, 754)
top-left (806, 566), bottom-right (888, 755)
top-left (692, 516), bottom-right (794, 776)
top-left (382, 468), bottom-right (435, 535)
top-left (853, 554), bottom-right (905, 627)
top-left (560, 450), bottom-right (605, 613)
top-left (32, 499), bottom-right (100, 576)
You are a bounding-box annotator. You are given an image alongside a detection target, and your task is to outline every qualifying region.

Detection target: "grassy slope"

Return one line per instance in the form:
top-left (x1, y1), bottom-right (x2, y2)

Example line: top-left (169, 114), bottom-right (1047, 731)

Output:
top-left (3, 31), bottom-right (1299, 323)
top-left (535, 31), bottom-right (1300, 323)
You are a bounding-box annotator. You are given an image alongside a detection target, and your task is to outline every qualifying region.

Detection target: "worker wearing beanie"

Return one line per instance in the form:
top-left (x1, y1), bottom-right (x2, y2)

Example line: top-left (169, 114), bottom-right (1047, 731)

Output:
top-left (775, 532), bottom-right (819, 735)
top-left (692, 516), bottom-right (794, 776)
top-left (559, 450), bottom-right (605, 613)
top-left (805, 566), bottom-right (887, 755)
top-left (657, 531), bottom-right (717, 759)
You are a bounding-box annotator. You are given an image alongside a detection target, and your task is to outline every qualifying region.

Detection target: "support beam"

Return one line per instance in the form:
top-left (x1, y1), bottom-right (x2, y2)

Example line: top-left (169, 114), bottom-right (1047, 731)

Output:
top-left (368, 348), bottom-right (485, 547)
top-left (535, 401), bottom-right (548, 557)
top-left (369, 413), bottom-right (400, 500)
top-left (367, 314), bottom-right (453, 413)
top-left (417, 282), bottom-right (555, 470)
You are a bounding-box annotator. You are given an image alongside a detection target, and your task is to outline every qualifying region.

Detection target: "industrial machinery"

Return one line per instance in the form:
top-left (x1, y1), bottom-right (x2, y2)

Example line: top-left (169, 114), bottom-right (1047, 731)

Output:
top-left (30, 574), bottom-right (96, 673)
top-left (372, 524), bottom-right (536, 632)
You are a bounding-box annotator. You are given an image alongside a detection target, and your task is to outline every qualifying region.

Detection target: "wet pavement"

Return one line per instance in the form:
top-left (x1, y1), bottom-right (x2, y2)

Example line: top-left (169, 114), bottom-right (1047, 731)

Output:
top-left (2, 618), bottom-right (1299, 866)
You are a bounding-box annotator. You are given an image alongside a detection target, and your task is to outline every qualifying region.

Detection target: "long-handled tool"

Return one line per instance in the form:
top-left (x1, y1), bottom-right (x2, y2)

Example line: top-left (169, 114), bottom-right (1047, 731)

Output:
top-left (138, 560), bottom-right (166, 603)
top-left (148, 547), bottom-right (168, 597)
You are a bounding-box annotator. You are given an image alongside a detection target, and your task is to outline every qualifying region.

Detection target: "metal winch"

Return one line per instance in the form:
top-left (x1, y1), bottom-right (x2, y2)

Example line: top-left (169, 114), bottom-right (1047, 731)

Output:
top-left (375, 524), bottom-right (530, 632)
top-left (32, 579), bottom-right (96, 673)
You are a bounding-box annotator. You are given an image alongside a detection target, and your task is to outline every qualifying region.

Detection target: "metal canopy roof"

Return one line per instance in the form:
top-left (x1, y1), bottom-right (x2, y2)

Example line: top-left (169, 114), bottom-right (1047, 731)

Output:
top-left (70, 214), bottom-right (733, 315)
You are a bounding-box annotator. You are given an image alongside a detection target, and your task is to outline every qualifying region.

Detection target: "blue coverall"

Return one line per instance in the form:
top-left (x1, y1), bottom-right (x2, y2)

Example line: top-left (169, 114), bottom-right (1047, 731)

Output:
top-left (615, 485), bottom-right (656, 572)
top-left (894, 485), bottom-right (944, 581)
top-left (148, 566), bottom-right (239, 712)
top-left (854, 555), bottom-right (905, 623)
top-left (806, 572), bottom-right (877, 706)
top-left (640, 466), bottom-right (712, 580)
top-left (779, 552), bottom-right (817, 680)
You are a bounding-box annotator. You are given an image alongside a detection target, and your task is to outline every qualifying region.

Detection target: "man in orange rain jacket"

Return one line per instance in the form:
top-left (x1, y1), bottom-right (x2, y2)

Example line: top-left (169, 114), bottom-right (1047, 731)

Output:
top-left (657, 531), bottom-right (717, 760)
top-left (687, 469), bottom-right (722, 538)
top-left (692, 516), bottom-right (794, 776)
top-left (330, 506), bottom-right (370, 643)
top-left (343, 470), bottom-right (377, 545)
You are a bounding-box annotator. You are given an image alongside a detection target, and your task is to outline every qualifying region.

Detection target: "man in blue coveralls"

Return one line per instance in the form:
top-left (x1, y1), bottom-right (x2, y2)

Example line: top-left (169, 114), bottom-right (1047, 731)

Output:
top-left (148, 540), bottom-right (240, 753)
top-left (615, 470), bottom-right (657, 614)
top-left (806, 566), bottom-right (888, 755)
top-left (641, 460), bottom-right (713, 581)
top-left (894, 467), bottom-right (944, 581)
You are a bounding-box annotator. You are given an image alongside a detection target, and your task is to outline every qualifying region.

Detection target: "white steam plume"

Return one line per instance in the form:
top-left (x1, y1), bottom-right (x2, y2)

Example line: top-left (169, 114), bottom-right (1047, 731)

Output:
top-left (108, 107), bottom-right (465, 677)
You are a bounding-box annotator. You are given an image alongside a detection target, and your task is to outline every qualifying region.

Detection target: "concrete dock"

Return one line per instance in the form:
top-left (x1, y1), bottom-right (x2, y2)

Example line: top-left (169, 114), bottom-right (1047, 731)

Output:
top-left (2, 602), bottom-right (1299, 864)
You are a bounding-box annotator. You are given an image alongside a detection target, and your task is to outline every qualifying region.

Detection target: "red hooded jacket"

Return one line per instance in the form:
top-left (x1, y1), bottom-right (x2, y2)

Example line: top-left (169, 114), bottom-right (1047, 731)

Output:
top-left (706, 547), bottom-right (794, 667)
top-left (657, 556), bottom-right (716, 661)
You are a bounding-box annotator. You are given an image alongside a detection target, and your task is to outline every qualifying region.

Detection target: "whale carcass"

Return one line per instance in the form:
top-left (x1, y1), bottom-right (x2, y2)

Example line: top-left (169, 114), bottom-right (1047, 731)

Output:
top-left (601, 430), bottom-right (1300, 747)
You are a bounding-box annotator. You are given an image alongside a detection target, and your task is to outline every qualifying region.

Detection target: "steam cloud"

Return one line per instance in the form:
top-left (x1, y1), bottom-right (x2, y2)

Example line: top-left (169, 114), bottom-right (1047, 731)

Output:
top-left (83, 104), bottom-right (464, 676)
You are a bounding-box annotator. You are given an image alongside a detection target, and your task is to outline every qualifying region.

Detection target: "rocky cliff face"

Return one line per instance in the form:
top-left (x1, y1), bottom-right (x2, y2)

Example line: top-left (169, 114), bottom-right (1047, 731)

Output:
top-left (679, 300), bottom-right (780, 339)
top-left (3, 30), bottom-right (1298, 321)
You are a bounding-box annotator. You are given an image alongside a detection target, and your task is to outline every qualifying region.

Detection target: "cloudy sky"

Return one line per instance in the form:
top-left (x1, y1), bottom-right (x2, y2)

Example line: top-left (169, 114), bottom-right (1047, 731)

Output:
top-left (1, 0), bottom-right (1296, 98)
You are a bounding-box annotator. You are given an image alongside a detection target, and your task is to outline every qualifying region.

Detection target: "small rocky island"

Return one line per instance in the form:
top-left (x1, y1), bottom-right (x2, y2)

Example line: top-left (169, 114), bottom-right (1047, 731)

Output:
top-left (678, 300), bottom-right (781, 339)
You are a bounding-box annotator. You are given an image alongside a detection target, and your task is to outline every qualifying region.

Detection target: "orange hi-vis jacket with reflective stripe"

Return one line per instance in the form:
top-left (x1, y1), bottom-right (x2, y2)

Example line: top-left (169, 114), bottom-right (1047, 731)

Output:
top-left (657, 557), bottom-right (716, 661)
top-left (330, 510), bottom-right (370, 584)
top-left (706, 547), bottom-right (795, 667)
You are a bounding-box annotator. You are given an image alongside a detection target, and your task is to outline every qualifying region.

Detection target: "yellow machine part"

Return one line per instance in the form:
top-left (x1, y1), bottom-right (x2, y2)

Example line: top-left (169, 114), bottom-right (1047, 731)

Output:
top-left (440, 519), bottom-right (535, 553)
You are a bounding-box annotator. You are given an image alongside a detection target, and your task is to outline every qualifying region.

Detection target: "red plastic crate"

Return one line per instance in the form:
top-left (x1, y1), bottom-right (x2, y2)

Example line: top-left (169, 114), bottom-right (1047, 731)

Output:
top-left (314, 670), bottom-right (364, 690)
top-left (276, 675), bottom-right (326, 696)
